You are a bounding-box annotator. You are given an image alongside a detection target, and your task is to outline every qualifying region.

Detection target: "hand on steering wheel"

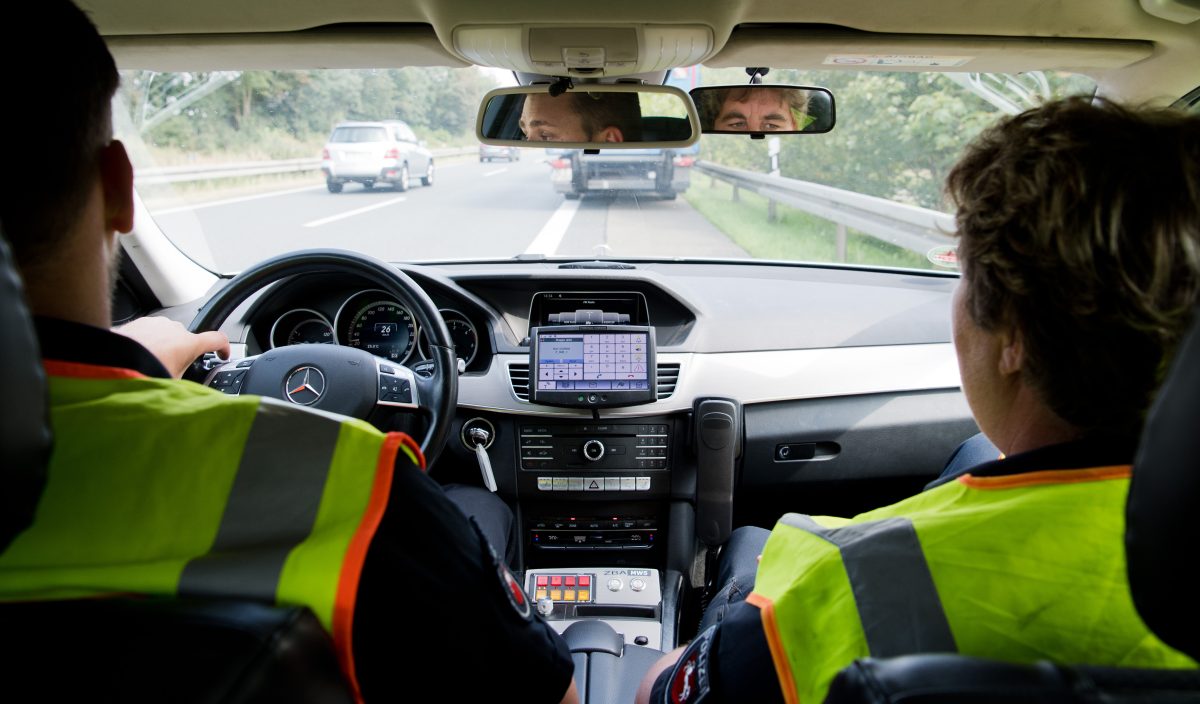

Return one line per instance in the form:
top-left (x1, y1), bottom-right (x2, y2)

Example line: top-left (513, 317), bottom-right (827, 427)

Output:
top-left (187, 249), bottom-right (457, 464)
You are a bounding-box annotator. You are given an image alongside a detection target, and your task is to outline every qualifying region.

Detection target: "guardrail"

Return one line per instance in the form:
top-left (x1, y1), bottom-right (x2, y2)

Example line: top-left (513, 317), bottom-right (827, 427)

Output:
top-left (135, 147), bottom-right (479, 186)
top-left (694, 161), bottom-right (956, 259)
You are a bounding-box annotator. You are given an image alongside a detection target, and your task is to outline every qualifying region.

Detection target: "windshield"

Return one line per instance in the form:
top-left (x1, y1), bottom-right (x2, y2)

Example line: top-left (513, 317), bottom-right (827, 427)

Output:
top-left (116, 67), bottom-right (1095, 274)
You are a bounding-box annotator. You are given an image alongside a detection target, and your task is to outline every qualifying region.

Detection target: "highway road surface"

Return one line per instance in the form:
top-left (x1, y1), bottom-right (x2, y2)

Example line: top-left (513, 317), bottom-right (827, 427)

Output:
top-left (146, 155), bottom-right (749, 273)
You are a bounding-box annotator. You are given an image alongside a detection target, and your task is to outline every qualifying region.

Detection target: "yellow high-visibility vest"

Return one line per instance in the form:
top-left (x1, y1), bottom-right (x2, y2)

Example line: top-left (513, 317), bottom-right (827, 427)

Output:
top-left (0, 360), bottom-right (424, 699)
top-left (750, 466), bottom-right (1198, 703)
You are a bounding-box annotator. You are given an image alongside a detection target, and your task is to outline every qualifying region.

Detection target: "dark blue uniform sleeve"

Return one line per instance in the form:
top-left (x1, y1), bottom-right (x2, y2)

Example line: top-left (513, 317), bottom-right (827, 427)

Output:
top-left (354, 461), bottom-right (573, 703)
top-left (650, 599), bottom-right (783, 703)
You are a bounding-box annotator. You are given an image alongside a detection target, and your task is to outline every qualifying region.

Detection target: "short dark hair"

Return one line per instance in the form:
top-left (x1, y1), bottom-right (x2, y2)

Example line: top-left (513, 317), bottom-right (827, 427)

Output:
top-left (573, 92), bottom-right (643, 141)
top-left (947, 97), bottom-right (1200, 435)
top-left (0, 0), bottom-right (120, 268)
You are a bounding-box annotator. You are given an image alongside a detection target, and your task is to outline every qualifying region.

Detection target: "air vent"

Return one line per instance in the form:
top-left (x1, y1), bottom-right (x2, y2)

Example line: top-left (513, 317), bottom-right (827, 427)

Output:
top-left (508, 362), bottom-right (531, 401)
top-left (508, 360), bottom-right (680, 402)
top-left (656, 362), bottom-right (680, 400)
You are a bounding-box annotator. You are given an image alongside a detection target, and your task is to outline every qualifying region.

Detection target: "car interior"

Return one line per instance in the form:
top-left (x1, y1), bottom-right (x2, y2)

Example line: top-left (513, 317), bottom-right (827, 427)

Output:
top-left (4, 0), bottom-right (1200, 701)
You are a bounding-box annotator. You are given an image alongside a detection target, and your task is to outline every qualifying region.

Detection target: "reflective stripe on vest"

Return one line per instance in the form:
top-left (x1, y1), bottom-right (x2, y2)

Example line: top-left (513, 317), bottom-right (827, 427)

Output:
top-left (749, 464), bottom-right (1195, 704)
top-left (0, 366), bottom-right (423, 702)
top-left (774, 514), bottom-right (956, 657)
top-left (179, 397), bottom-right (342, 600)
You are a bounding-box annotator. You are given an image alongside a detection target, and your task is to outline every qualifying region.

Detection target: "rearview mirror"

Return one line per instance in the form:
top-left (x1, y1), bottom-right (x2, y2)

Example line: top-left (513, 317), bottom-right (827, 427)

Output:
top-left (477, 84), bottom-right (699, 150)
top-left (689, 85), bottom-right (835, 135)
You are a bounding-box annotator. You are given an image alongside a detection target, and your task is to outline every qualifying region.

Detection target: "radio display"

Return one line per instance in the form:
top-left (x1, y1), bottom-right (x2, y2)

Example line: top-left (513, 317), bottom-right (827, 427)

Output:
top-left (530, 325), bottom-right (656, 408)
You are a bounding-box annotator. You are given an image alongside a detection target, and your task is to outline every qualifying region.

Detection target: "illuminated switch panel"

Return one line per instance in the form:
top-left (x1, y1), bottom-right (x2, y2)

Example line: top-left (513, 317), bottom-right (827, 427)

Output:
top-left (531, 573), bottom-right (595, 603)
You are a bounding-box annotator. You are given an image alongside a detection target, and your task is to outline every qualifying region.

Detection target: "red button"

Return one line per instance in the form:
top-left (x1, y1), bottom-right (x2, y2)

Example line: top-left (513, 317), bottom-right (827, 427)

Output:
top-left (536, 576), bottom-right (548, 587)
top-left (565, 577), bottom-right (576, 587)
top-left (579, 576), bottom-right (591, 587)
top-left (550, 576), bottom-right (562, 587)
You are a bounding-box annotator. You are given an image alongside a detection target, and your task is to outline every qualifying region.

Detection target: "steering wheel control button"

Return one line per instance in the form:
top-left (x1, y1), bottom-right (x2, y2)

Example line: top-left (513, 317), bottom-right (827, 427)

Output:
top-left (235, 359), bottom-right (254, 368)
top-left (607, 578), bottom-right (624, 592)
top-left (380, 364), bottom-right (395, 375)
top-left (582, 439), bottom-right (606, 461)
top-left (636, 477), bottom-right (651, 491)
top-left (634, 636), bottom-right (649, 646)
top-left (631, 578), bottom-right (647, 592)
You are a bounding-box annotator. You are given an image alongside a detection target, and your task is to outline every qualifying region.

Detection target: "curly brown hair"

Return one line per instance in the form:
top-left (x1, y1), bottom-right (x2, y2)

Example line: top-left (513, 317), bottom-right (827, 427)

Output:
top-left (947, 97), bottom-right (1200, 435)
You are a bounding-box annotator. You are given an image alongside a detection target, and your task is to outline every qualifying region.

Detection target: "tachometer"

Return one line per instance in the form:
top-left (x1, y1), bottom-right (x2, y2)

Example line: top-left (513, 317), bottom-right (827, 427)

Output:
top-left (340, 294), bottom-right (417, 363)
top-left (269, 309), bottom-right (334, 349)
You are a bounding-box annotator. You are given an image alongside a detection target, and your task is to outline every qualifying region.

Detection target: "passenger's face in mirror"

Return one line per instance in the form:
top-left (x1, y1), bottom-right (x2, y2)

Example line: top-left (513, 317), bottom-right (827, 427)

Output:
top-left (715, 88), bottom-right (799, 132)
top-left (691, 86), bottom-right (834, 134)
top-left (519, 93), bottom-right (640, 143)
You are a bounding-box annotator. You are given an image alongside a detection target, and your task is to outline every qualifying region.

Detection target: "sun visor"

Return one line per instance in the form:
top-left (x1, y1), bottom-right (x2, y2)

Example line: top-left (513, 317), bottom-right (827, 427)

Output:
top-left (452, 24), bottom-right (714, 77)
top-left (709, 29), bottom-right (1154, 74)
top-left (108, 26), bottom-right (468, 71)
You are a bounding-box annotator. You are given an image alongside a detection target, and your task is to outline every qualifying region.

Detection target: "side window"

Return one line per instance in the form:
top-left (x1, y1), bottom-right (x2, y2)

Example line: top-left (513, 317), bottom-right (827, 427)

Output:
top-left (400, 124), bottom-right (418, 143)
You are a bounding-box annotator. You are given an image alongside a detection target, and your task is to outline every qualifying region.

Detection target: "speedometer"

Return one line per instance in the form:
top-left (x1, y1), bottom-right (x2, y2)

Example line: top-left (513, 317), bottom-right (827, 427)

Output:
top-left (344, 299), bottom-right (417, 363)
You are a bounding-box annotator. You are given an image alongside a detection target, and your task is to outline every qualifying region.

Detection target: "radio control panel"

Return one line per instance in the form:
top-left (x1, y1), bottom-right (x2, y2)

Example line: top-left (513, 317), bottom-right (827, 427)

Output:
top-left (519, 423), bottom-right (670, 471)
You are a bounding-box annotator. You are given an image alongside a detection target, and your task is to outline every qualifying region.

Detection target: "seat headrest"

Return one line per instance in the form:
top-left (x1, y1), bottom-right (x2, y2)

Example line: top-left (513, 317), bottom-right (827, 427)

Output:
top-left (0, 230), bottom-right (51, 552)
top-left (1127, 303), bottom-right (1200, 660)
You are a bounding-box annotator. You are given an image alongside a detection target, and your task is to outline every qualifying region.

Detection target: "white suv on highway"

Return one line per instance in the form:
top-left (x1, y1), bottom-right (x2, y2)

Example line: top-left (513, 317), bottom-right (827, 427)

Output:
top-left (320, 120), bottom-right (434, 193)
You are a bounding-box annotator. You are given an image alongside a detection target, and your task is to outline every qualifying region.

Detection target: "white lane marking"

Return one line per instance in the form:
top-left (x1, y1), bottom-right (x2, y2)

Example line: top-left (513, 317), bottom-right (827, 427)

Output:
top-left (483, 167), bottom-right (508, 177)
top-left (303, 196), bottom-right (407, 228)
top-left (152, 184), bottom-right (324, 216)
top-left (523, 199), bottom-right (581, 255)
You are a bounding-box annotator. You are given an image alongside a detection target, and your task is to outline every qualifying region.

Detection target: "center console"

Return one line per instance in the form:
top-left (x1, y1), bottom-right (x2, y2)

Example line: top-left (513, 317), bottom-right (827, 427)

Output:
top-left (517, 294), bottom-right (686, 661)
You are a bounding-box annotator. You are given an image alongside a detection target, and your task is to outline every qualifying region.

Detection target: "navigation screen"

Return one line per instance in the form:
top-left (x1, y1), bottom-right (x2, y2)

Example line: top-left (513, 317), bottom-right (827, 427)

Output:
top-left (530, 326), bottom-right (656, 407)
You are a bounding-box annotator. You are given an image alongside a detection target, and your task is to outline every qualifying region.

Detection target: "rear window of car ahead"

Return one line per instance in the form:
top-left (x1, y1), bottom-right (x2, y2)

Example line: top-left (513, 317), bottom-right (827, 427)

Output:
top-left (330, 126), bottom-right (389, 143)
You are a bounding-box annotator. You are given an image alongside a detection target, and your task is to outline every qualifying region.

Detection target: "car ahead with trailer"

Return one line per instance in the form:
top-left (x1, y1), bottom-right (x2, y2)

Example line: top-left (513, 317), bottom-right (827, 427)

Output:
top-left (547, 145), bottom-right (696, 200)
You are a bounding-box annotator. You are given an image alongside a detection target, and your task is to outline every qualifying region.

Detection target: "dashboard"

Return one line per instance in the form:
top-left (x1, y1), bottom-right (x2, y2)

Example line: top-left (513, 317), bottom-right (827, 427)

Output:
top-left (165, 260), bottom-right (980, 530)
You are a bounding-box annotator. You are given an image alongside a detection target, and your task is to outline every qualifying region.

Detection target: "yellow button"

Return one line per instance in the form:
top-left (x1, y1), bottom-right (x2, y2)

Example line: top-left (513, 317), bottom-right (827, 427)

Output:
top-left (563, 589), bottom-right (576, 602)
top-left (535, 589), bottom-right (547, 600)
top-left (578, 589), bottom-right (590, 602)
top-left (549, 589), bottom-right (562, 601)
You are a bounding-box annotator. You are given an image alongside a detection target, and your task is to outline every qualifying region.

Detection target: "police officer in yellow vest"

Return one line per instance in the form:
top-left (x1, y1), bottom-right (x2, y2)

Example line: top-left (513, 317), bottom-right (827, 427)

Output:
top-left (638, 99), bottom-right (1200, 703)
top-left (0, 3), bottom-right (579, 702)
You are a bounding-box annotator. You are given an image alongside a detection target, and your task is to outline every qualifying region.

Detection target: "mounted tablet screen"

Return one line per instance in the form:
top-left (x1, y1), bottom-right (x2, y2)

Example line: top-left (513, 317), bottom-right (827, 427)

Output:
top-left (530, 325), bottom-right (657, 408)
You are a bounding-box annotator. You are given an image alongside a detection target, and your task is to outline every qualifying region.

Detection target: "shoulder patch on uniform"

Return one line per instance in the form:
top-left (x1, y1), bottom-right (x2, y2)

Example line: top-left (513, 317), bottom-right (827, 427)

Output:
top-left (663, 626), bottom-right (715, 704)
top-left (497, 562), bottom-right (532, 621)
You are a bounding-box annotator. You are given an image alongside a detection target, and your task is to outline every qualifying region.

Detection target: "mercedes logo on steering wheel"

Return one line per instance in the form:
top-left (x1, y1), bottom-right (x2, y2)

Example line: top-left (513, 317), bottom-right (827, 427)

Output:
top-left (284, 366), bottom-right (326, 406)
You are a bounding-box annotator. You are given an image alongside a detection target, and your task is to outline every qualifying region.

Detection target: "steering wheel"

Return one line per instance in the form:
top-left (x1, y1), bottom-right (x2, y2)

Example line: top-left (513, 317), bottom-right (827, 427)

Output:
top-left (188, 249), bottom-right (457, 464)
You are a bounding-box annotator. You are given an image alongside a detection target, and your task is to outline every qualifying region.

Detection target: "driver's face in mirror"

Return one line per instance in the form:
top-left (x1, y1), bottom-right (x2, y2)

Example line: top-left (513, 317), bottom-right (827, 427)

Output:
top-left (519, 93), bottom-right (642, 143)
top-left (712, 88), bottom-right (807, 132)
